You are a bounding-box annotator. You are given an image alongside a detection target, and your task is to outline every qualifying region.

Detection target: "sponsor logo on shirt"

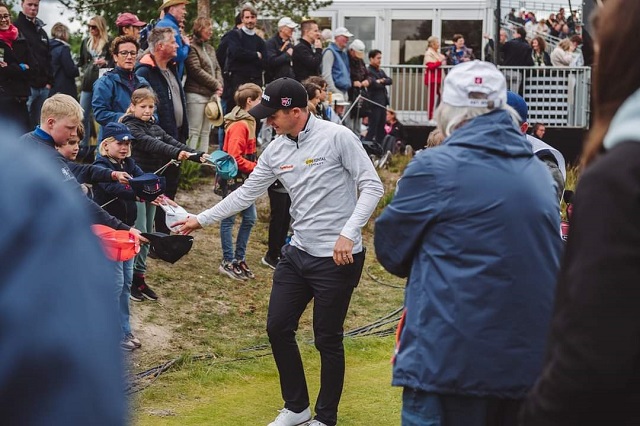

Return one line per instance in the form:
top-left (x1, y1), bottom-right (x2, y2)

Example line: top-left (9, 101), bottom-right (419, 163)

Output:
top-left (280, 164), bottom-right (294, 171)
top-left (304, 157), bottom-right (325, 167)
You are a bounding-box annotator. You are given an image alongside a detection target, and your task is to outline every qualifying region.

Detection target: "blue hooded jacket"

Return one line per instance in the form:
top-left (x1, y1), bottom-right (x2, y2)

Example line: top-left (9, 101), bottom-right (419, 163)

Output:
top-left (375, 110), bottom-right (562, 398)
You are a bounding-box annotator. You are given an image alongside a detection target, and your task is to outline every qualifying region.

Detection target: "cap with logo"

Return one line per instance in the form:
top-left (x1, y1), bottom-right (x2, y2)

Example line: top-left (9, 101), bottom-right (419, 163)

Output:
top-left (249, 77), bottom-right (309, 120)
top-left (441, 60), bottom-right (507, 109)
top-left (128, 173), bottom-right (166, 202)
top-left (115, 12), bottom-right (146, 28)
top-left (333, 26), bottom-right (353, 38)
top-left (278, 17), bottom-right (298, 29)
top-left (102, 122), bottom-right (135, 141)
top-left (349, 39), bottom-right (365, 59)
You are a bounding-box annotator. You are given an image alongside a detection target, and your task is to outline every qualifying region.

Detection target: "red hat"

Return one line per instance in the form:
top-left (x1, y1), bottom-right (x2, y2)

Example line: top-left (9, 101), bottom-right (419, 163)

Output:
top-left (116, 12), bottom-right (147, 28)
top-left (91, 225), bottom-right (141, 262)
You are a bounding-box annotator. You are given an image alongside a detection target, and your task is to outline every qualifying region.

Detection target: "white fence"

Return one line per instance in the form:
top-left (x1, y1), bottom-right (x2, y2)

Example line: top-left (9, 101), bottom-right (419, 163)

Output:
top-left (381, 64), bottom-right (591, 128)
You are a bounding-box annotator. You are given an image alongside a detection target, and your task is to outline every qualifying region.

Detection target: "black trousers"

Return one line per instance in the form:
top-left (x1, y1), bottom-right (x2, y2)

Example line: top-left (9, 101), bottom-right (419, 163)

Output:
top-left (365, 104), bottom-right (387, 144)
top-left (266, 187), bottom-right (291, 260)
top-left (267, 245), bottom-right (365, 426)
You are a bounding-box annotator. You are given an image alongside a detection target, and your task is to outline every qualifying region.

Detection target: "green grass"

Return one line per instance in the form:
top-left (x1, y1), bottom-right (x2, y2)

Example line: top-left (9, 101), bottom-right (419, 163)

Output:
top-left (133, 337), bottom-right (402, 425)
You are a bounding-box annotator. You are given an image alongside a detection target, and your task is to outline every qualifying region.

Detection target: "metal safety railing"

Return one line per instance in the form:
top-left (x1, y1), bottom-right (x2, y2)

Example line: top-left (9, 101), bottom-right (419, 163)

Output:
top-left (381, 64), bottom-right (591, 128)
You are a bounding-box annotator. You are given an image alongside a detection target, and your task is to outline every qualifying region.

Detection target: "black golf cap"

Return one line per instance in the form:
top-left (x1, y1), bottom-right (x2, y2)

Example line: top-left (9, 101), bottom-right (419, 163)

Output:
top-left (249, 77), bottom-right (308, 120)
top-left (141, 232), bottom-right (194, 264)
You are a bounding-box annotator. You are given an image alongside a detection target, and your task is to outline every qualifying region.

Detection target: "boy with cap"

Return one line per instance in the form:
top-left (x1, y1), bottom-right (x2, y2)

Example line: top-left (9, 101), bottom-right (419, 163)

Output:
top-left (375, 61), bottom-right (562, 425)
top-left (175, 77), bottom-right (384, 426)
top-left (93, 122), bottom-right (147, 351)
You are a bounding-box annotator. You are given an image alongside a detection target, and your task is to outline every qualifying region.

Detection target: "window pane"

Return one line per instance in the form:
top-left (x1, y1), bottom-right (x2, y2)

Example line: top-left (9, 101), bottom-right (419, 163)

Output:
top-left (391, 20), bottom-right (433, 65)
top-left (344, 16), bottom-right (376, 51)
top-left (441, 20), bottom-right (483, 61)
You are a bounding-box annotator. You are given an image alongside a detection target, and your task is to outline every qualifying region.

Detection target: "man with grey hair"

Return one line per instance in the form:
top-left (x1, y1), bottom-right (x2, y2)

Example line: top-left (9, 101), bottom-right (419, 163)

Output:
top-left (375, 60), bottom-right (562, 425)
top-left (321, 26), bottom-right (353, 100)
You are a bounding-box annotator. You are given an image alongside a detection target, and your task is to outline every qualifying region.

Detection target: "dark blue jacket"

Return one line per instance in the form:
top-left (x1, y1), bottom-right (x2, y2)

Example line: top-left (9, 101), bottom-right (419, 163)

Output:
top-left (19, 128), bottom-right (129, 231)
top-left (224, 28), bottom-right (265, 79)
top-left (375, 110), bottom-right (562, 398)
top-left (92, 156), bottom-right (144, 226)
top-left (0, 128), bottom-right (125, 426)
top-left (92, 66), bottom-right (149, 142)
top-left (366, 65), bottom-right (392, 106)
top-left (135, 54), bottom-right (189, 143)
top-left (49, 38), bottom-right (79, 98)
top-left (14, 12), bottom-right (52, 88)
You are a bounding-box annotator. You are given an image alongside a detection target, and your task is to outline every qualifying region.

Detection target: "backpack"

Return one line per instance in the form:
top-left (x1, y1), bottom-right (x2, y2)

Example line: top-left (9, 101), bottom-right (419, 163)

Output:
top-left (207, 150), bottom-right (238, 180)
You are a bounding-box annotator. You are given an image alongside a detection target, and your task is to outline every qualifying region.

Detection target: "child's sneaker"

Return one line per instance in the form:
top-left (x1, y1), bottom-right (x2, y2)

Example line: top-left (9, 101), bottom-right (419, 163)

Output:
top-left (120, 337), bottom-right (136, 352)
top-left (267, 407), bottom-right (311, 426)
top-left (125, 333), bottom-right (142, 348)
top-left (218, 260), bottom-right (247, 281)
top-left (133, 274), bottom-right (158, 301)
top-left (130, 284), bottom-right (144, 302)
top-left (237, 260), bottom-right (255, 279)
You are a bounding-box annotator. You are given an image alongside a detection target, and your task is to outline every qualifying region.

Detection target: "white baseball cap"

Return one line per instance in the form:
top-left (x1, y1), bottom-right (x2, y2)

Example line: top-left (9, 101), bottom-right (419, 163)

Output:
top-left (277, 17), bottom-right (298, 29)
top-left (441, 60), bottom-right (507, 109)
top-left (349, 39), bottom-right (365, 58)
top-left (333, 26), bottom-right (353, 38)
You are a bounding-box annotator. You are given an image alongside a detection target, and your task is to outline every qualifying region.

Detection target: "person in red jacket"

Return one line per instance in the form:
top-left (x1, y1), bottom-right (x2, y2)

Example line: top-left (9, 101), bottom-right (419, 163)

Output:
top-left (216, 83), bottom-right (262, 281)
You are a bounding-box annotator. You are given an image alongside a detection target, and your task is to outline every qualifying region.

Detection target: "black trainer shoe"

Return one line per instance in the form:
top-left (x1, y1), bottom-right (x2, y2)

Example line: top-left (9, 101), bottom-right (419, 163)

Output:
top-left (133, 274), bottom-right (158, 301)
top-left (261, 255), bottom-right (278, 270)
top-left (237, 260), bottom-right (255, 279)
top-left (130, 281), bottom-right (144, 302)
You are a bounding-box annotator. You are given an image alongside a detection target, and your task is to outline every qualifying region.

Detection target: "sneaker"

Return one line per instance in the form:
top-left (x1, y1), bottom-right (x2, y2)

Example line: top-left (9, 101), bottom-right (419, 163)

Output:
top-left (268, 407), bottom-right (311, 426)
top-left (378, 150), bottom-right (391, 169)
top-left (132, 274), bottom-right (158, 301)
top-left (261, 255), bottom-right (278, 270)
top-left (306, 421), bottom-right (328, 426)
top-left (237, 260), bottom-right (255, 279)
top-left (120, 338), bottom-right (136, 351)
top-left (130, 284), bottom-right (144, 302)
top-left (404, 145), bottom-right (414, 157)
top-left (125, 333), bottom-right (142, 348)
top-left (218, 260), bottom-right (247, 281)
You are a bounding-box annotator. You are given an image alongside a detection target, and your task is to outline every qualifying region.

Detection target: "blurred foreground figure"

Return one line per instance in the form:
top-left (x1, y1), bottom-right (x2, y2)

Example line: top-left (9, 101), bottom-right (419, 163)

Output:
top-left (0, 124), bottom-right (125, 425)
top-left (521, 1), bottom-right (640, 424)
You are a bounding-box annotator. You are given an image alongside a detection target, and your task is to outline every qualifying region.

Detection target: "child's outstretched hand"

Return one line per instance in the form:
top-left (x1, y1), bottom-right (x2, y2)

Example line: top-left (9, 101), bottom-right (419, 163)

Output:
top-left (130, 227), bottom-right (149, 244)
top-left (178, 151), bottom-right (192, 161)
top-left (113, 171), bottom-right (132, 184)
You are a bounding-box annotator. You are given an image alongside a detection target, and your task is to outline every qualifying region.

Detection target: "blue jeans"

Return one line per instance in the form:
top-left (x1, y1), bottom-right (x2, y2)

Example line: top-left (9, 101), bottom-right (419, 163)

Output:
top-left (27, 86), bottom-right (50, 128)
top-left (114, 258), bottom-right (133, 336)
top-left (220, 204), bottom-right (256, 261)
top-left (134, 201), bottom-right (156, 275)
top-left (79, 91), bottom-right (93, 148)
top-left (401, 388), bottom-right (523, 426)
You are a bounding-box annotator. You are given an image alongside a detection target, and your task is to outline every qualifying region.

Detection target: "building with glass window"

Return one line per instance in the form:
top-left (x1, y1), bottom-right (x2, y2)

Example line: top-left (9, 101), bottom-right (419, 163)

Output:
top-left (309, 0), bottom-right (493, 64)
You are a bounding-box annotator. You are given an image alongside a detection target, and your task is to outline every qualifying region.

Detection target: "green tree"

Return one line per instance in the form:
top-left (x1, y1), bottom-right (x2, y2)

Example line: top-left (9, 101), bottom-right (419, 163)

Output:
top-left (55, 0), bottom-right (331, 43)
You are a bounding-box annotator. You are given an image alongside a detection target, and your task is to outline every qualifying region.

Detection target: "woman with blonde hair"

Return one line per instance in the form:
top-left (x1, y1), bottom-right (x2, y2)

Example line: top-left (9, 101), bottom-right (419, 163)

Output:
top-left (78, 15), bottom-right (110, 148)
top-left (550, 38), bottom-right (576, 66)
top-left (522, 0), bottom-right (640, 423)
top-left (423, 35), bottom-right (446, 120)
top-left (49, 22), bottom-right (79, 98)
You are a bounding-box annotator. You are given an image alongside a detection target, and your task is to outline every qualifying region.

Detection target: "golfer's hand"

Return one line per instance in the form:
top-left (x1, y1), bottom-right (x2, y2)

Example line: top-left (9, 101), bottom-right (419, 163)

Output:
top-left (174, 215), bottom-right (202, 235)
top-left (333, 235), bottom-right (354, 266)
